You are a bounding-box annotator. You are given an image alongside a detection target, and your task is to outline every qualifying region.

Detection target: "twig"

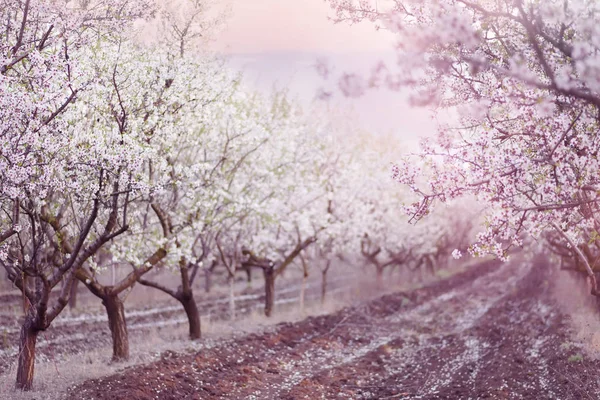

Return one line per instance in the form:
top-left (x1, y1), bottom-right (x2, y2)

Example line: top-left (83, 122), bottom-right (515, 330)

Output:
top-left (324, 315), bottom-right (350, 337)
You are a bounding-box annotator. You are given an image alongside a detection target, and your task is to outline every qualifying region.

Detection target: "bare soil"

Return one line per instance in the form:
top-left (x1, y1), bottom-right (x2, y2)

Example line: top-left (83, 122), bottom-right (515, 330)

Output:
top-left (0, 273), bottom-right (357, 377)
top-left (64, 257), bottom-right (600, 399)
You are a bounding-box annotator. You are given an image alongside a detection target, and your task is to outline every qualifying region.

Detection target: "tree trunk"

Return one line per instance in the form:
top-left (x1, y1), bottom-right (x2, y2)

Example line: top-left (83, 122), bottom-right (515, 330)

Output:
top-left (22, 275), bottom-right (29, 315)
top-left (69, 279), bottom-right (79, 310)
top-left (299, 274), bottom-right (307, 313)
top-left (264, 268), bottom-right (275, 317)
top-left (426, 255), bottom-right (435, 276)
top-left (15, 321), bottom-right (38, 390)
top-left (376, 266), bottom-right (384, 288)
top-left (102, 294), bottom-right (129, 361)
top-left (204, 267), bottom-right (212, 293)
top-left (321, 269), bottom-right (328, 305)
top-left (180, 292), bottom-right (201, 340)
top-left (245, 266), bottom-right (252, 287)
top-left (228, 275), bottom-right (236, 321)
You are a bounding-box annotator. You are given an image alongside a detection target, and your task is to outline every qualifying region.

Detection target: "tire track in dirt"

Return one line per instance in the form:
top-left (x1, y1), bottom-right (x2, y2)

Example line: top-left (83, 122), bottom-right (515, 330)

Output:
top-left (426, 261), bottom-right (600, 400)
top-left (274, 258), bottom-right (529, 399)
top-left (286, 257), bottom-right (600, 400)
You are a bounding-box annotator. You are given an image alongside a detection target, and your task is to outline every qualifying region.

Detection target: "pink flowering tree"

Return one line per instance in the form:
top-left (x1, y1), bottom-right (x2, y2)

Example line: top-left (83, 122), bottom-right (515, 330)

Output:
top-left (340, 142), bottom-right (477, 285)
top-left (326, 0), bottom-right (600, 296)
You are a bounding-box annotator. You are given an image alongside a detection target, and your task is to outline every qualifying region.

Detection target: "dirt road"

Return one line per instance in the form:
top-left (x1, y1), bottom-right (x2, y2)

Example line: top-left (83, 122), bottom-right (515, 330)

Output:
top-left (68, 258), bottom-right (600, 399)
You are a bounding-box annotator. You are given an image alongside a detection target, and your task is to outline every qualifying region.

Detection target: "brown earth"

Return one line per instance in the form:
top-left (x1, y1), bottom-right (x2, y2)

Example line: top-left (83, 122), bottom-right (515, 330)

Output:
top-left (65, 257), bottom-right (600, 399)
top-left (0, 273), bottom-right (356, 377)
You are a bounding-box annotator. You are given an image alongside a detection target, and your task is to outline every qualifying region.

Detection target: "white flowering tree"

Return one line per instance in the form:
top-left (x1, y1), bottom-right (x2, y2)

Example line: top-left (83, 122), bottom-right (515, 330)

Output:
top-left (0, 0), bottom-right (151, 390)
top-left (292, 136), bottom-right (356, 310)
top-left (336, 143), bottom-right (469, 285)
top-left (152, 0), bottom-right (227, 58)
top-left (59, 1), bottom-right (236, 354)
top-left (134, 80), bottom-right (272, 339)
top-left (65, 33), bottom-right (265, 358)
top-left (239, 96), bottom-right (335, 317)
top-left (63, 40), bottom-right (198, 360)
top-left (350, 147), bottom-right (417, 284)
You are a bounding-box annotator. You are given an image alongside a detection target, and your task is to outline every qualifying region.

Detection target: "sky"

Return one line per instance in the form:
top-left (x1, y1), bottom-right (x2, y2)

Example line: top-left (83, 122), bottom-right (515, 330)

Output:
top-left (210, 0), bottom-right (435, 148)
top-left (212, 0), bottom-right (395, 54)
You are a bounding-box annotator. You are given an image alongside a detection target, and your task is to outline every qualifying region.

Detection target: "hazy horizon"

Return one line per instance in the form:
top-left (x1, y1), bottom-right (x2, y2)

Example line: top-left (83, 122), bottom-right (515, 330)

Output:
top-left (208, 0), bottom-right (435, 148)
top-left (220, 50), bottom-right (435, 149)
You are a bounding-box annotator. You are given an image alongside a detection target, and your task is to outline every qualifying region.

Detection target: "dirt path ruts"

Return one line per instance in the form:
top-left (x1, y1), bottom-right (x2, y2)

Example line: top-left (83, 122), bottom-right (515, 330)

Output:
top-left (66, 258), bottom-right (600, 399)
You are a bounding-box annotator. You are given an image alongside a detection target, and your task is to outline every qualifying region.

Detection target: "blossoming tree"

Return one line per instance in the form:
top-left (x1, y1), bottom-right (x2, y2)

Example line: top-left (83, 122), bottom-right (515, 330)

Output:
top-left (0, 0), bottom-right (151, 389)
top-left (327, 0), bottom-right (600, 296)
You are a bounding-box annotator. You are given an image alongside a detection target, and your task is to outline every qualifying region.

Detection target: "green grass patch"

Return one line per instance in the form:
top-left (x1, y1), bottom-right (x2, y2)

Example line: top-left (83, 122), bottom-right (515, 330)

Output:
top-left (568, 353), bottom-right (584, 363)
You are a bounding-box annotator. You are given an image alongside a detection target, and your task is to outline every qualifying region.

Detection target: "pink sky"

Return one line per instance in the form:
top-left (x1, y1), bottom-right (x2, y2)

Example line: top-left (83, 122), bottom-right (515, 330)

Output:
top-left (210, 0), bottom-right (435, 147)
top-left (212, 0), bottom-right (394, 54)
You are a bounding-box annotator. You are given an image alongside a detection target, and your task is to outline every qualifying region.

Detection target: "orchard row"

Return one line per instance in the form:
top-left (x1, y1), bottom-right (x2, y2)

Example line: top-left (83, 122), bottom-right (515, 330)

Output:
top-left (0, 0), bottom-right (474, 391)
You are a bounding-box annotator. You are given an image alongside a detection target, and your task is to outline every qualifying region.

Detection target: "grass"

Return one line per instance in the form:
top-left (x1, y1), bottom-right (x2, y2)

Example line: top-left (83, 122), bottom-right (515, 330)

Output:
top-left (568, 353), bottom-right (584, 363)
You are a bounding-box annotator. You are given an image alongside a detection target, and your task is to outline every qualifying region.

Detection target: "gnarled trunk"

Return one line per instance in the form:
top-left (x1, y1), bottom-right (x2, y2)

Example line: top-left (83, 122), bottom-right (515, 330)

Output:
top-left (180, 292), bottom-right (201, 340)
top-left (299, 274), bottom-right (307, 313)
top-left (228, 275), bottom-right (236, 321)
top-left (204, 267), bottom-right (212, 293)
top-left (376, 265), bottom-right (384, 288)
top-left (103, 294), bottom-right (129, 361)
top-left (264, 268), bottom-right (275, 317)
top-left (15, 321), bottom-right (39, 390)
top-left (321, 269), bottom-right (328, 305)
